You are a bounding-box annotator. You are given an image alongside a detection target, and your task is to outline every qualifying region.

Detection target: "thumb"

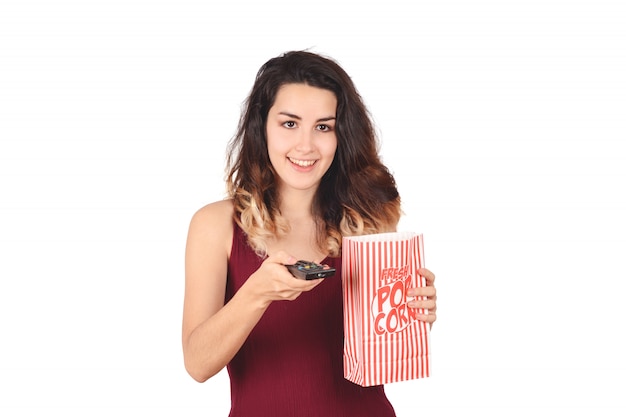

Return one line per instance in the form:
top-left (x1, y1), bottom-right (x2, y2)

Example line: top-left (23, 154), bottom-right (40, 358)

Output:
top-left (272, 251), bottom-right (297, 265)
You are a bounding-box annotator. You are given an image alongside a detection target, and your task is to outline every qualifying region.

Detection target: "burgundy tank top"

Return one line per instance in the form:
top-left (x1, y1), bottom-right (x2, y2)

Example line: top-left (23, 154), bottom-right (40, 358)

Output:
top-left (225, 223), bottom-right (396, 417)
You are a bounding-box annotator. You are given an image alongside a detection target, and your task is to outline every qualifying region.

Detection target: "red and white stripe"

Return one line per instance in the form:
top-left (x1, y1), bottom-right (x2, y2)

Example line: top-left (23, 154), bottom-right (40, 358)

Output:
top-left (342, 232), bottom-right (431, 387)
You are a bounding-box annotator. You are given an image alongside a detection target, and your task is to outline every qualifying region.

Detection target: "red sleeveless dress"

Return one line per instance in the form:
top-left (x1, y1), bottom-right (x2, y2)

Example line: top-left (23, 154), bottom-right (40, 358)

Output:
top-left (225, 223), bottom-right (396, 417)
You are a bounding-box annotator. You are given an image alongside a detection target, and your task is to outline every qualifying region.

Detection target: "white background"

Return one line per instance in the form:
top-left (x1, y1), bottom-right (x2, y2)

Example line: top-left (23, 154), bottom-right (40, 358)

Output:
top-left (1, 0), bottom-right (625, 415)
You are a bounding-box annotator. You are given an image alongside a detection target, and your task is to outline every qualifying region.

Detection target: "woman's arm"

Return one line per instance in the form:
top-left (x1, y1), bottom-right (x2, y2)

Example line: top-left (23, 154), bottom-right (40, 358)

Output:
top-left (181, 200), bottom-right (322, 382)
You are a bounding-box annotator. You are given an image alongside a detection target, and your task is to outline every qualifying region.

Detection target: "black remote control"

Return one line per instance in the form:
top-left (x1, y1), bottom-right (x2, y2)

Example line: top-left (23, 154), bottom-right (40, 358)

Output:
top-left (286, 260), bottom-right (336, 280)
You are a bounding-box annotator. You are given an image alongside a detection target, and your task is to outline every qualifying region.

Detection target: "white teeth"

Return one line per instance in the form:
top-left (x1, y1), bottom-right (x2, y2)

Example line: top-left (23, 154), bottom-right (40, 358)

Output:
top-left (289, 158), bottom-right (316, 167)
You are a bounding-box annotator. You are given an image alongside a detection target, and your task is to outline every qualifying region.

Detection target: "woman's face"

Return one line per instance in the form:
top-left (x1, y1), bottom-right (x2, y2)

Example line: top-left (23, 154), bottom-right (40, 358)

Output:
top-left (266, 83), bottom-right (338, 193)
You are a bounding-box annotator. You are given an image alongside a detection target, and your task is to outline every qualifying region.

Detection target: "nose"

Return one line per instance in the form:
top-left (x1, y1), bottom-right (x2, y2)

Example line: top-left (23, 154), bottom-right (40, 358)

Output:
top-left (295, 128), bottom-right (314, 152)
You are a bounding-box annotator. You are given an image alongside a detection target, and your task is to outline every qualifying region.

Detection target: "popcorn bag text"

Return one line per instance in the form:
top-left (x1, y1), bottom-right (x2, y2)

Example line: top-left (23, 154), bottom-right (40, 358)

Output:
top-left (371, 266), bottom-right (418, 335)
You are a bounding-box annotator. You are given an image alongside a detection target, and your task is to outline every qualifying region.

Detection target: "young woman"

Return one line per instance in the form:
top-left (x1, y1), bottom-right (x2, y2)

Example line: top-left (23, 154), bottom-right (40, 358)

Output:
top-left (182, 50), bottom-right (437, 416)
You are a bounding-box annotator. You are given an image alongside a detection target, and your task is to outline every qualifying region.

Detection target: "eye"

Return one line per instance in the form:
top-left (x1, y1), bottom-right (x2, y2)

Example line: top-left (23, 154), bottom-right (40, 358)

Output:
top-left (316, 124), bottom-right (333, 132)
top-left (282, 121), bottom-right (297, 129)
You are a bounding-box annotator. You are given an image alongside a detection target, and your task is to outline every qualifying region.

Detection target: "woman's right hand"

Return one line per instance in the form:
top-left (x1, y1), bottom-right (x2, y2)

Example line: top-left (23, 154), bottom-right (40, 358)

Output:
top-left (243, 251), bottom-right (325, 308)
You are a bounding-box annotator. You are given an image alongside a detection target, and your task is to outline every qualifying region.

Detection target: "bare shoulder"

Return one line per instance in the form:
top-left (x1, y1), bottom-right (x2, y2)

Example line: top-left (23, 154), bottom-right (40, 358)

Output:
top-left (185, 199), bottom-right (235, 276)
top-left (187, 199), bottom-right (234, 250)
top-left (191, 198), bottom-right (234, 223)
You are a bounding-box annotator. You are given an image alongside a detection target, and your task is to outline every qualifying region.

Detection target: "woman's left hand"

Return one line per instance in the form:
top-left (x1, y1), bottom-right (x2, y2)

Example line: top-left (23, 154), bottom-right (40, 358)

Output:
top-left (407, 268), bottom-right (437, 327)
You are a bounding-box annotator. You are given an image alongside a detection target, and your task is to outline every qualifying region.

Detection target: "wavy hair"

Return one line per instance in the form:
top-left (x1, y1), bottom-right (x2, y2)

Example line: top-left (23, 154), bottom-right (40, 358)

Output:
top-left (225, 51), bottom-right (401, 257)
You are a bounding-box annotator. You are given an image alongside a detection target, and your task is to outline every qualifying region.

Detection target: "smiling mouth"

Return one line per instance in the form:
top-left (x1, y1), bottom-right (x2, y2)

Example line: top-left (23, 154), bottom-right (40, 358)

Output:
top-left (288, 157), bottom-right (316, 167)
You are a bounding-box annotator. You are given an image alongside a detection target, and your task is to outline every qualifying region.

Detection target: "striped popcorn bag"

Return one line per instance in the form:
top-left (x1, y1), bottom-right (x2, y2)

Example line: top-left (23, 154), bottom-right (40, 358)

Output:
top-left (342, 232), bottom-right (430, 387)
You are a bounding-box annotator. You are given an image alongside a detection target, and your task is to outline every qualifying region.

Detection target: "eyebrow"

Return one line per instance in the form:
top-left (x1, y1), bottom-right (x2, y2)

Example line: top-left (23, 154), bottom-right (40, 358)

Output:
top-left (278, 112), bottom-right (336, 122)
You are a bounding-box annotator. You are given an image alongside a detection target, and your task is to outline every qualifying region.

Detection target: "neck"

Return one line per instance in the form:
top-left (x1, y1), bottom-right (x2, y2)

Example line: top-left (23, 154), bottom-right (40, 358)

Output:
top-left (278, 187), bottom-right (317, 221)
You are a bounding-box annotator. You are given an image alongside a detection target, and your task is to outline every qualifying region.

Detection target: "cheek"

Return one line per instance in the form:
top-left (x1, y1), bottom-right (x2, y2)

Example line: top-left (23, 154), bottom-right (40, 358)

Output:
top-left (266, 128), bottom-right (288, 154)
top-left (323, 137), bottom-right (338, 158)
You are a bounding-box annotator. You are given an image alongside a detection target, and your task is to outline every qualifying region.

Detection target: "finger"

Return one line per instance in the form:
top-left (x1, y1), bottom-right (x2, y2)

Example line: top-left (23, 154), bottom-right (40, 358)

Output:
top-left (417, 268), bottom-right (435, 284)
top-left (270, 250), bottom-right (297, 266)
top-left (407, 298), bottom-right (436, 310)
top-left (295, 276), bottom-right (326, 290)
top-left (280, 277), bottom-right (324, 300)
top-left (281, 269), bottom-right (326, 290)
top-left (415, 312), bottom-right (437, 325)
top-left (406, 286), bottom-right (436, 298)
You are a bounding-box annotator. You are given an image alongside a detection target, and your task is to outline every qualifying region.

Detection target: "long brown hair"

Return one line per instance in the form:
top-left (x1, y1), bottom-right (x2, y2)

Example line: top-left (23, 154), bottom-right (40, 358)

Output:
top-left (226, 51), bottom-right (401, 257)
